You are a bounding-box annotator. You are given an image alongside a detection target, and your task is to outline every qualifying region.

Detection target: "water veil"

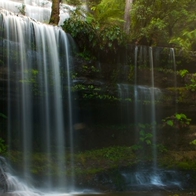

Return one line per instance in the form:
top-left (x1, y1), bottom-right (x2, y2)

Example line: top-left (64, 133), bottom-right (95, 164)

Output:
top-left (0, 7), bottom-right (76, 195)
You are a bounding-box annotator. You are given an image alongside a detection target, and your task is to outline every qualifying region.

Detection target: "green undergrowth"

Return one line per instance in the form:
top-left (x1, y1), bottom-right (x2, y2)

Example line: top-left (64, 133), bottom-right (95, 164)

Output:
top-left (4, 147), bottom-right (196, 178)
top-left (75, 146), bottom-right (136, 175)
top-left (5, 146), bottom-right (136, 177)
top-left (159, 151), bottom-right (196, 171)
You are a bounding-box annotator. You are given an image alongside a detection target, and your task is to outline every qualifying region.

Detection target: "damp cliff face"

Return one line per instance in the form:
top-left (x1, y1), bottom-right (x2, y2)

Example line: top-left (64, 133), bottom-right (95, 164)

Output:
top-left (0, 10), bottom-right (196, 152)
top-left (70, 46), bottom-right (196, 151)
top-left (1, 4), bottom-right (196, 195)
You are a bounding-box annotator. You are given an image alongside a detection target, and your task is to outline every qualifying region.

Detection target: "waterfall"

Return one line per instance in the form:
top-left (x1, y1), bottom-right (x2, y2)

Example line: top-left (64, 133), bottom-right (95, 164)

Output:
top-left (149, 47), bottom-right (157, 171)
top-left (170, 48), bottom-right (178, 113)
top-left (117, 46), bottom-right (162, 184)
top-left (0, 0), bottom-right (75, 25)
top-left (0, 8), bottom-right (74, 193)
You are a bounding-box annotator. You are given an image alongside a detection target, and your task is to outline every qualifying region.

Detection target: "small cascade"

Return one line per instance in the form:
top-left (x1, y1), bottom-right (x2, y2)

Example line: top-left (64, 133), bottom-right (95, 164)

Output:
top-left (121, 168), bottom-right (182, 190)
top-left (170, 48), bottom-right (178, 112)
top-left (134, 46), bottom-right (161, 169)
top-left (0, 7), bottom-right (75, 194)
top-left (0, 0), bottom-right (51, 23)
top-left (0, 0), bottom-right (75, 25)
top-left (118, 46), bottom-right (163, 188)
top-left (117, 84), bottom-right (162, 125)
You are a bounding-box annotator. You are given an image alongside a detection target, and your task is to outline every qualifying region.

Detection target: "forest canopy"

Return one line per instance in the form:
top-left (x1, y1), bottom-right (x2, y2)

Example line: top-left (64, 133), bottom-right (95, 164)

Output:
top-left (61, 0), bottom-right (196, 54)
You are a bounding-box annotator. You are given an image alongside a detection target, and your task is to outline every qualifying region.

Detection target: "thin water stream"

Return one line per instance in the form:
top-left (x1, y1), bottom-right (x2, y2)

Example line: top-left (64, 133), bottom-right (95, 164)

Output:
top-left (0, 7), bottom-right (74, 191)
top-left (0, 1), bottom-right (196, 196)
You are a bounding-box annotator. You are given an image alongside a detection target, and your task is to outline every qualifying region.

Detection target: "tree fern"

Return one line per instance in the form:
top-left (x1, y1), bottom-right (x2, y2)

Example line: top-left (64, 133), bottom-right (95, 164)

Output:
top-left (91, 0), bottom-right (125, 27)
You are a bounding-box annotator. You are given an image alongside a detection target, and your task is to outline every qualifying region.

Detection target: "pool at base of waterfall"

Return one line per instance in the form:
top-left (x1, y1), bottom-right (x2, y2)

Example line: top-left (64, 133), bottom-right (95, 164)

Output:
top-left (1, 191), bottom-right (196, 196)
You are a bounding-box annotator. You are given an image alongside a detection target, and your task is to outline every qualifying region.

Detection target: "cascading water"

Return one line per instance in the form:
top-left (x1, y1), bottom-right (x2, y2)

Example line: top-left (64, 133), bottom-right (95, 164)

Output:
top-left (170, 48), bottom-right (178, 113)
top-left (117, 46), bottom-right (194, 190)
top-left (0, 0), bottom-right (75, 25)
top-left (117, 46), bottom-right (176, 189)
top-left (1, 1), bottom-right (195, 194)
top-left (0, 7), bottom-right (75, 195)
top-left (149, 47), bottom-right (157, 171)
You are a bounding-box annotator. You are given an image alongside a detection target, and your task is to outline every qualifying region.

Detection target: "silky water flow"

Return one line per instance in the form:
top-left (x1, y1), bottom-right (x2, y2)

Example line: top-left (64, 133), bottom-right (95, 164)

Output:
top-left (0, 1), bottom-right (192, 195)
top-left (0, 8), bottom-right (75, 195)
top-left (117, 46), bottom-right (182, 190)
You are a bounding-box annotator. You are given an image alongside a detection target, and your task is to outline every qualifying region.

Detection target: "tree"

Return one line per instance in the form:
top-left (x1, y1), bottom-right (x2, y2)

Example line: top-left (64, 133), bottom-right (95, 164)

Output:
top-left (169, 1), bottom-right (196, 51)
top-left (62, 0), bottom-right (128, 61)
top-left (90, 0), bottom-right (124, 27)
top-left (49, 0), bottom-right (61, 25)
top-left (124, 0), bottom-right (133, 34)
top-left (130, 0), bottom-right (196, 47)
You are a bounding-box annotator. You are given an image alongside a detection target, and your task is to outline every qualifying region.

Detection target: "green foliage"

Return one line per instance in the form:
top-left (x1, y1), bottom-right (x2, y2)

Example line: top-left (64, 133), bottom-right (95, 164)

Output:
top-left (63, 0), bottom-right (196, 51)
top-left (79, 146), bottom-right (134, 162)
top-left (132, 123), bottom-right (155, 152)
top-left (102, 146), bottom-right (129, 161)
top-left (65, 0), bottom-right (82, 6)
top-left (76, 50), bottom-right (93, 61)
top-left (170, 29), bottom-right (196, 51)
top-left (178, 69), bottom-right (189, 78)
top-left (177, 161), bottom-right (196, 170)
top-left (62, 16), bottom-right (126, 57)
top-left (131, 0), bottom-right (195, 46)
top-left (0, 113), bottom-right (7, 119)
top-left (90, 0), bottom-right (124, 27)
top-left (0, 138), bottom-right (7, 153)
top-left (17, 4), bottom-right (26, 15)
top-left (62, 14), bottom-right (97, 52)
top-left (80, 64), bottom-right (100, 76)
top-left (190, 139), bottom-right (196, 145)
top-left (162, 113), bottom-right (191, 129)
top-left (62, 0), bottom-right (127, 59)
top-left (186, 75), bottom-right (196, 92)
top-left (156, 144), bottom-right (168, 153)
top-left (138, 124), bottom-right (153, 146)
top-left (72, 83), bottom-right (100, 92)
top-left (99, 26), bottom-right (126, 52)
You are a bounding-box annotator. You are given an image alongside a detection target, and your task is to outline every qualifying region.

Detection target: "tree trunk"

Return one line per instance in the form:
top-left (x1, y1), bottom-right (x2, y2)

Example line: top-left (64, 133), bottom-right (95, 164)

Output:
top-left (124, 0), bottom-right (133, 34)
top-left (49, 0), bottom-right (60, 25)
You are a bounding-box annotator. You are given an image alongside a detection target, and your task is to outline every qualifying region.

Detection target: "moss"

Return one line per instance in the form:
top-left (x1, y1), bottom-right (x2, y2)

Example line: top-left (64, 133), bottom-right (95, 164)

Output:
top-left (177, 162), bottom-right (192, 170)
top-left (165, 87), bottom-right (196, 104)
top-left (74, 146), bottom-right (136, 176)
top-left (5, 148), bottom-right (196, 181)
top-left (159, 151), bottom-right (196, 171)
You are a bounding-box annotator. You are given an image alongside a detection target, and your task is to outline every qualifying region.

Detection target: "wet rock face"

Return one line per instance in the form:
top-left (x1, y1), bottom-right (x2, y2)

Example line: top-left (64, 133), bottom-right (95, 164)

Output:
top-left (0, 157), bottom-right (8, 193)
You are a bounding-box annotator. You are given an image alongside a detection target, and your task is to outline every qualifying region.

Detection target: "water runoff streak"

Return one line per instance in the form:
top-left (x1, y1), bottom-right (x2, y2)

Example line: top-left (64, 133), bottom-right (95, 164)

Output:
top-left (118, 46), bottom-right (162, 188)
top-left (149, 47), bottom-right (157, 171)
top-left (0, 8), bottom-right (74, 194)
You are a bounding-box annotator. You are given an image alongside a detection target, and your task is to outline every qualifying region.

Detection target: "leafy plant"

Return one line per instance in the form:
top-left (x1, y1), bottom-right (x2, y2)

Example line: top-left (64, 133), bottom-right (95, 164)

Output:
top-left (186, 77), bottom-right (196, 92)
top-left (131, 123), bottom-right (154, 152)
top-left (156, 144), bottom-right (168, 153)
top-left (178, 69), bottom-right (189, 78)
top-left (62, 1), bottom-right (127, 60)
top-left (90, 0), bottom-right (124, 27)
top-left (139, 126), bottom-right (153, 145)
top-left (170, 29), bottom-right (196, 51)
top-left (0, 138), bottom-right (7, 153)
top-left (162, 113), bottom-right (191, 129)
top-left (17, 4), bottom-right (26, 15)
top-left (190, 139), bottom-right (196, 145)
top-left (132, 0), bottom-right (196, 47)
